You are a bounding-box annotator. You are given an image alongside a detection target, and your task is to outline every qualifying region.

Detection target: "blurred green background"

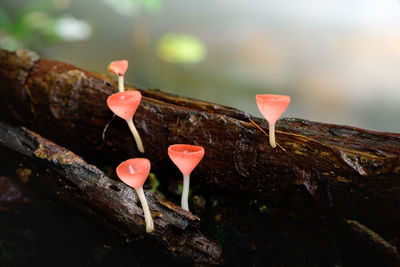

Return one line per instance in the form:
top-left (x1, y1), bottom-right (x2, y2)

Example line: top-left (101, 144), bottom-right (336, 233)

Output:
top-left (1, 0), bottom-right (400, 132)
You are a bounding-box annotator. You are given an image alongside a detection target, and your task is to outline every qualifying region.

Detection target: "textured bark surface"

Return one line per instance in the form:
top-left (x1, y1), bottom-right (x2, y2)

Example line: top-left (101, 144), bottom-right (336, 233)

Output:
top-left (1, 48), bottom-right (399, 263)
top-left (0, 123), bottom-right (222, 264)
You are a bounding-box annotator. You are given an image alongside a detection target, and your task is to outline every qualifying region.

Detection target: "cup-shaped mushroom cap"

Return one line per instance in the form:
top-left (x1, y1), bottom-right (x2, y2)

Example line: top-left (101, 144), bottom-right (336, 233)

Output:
top-left (256, 94), bottom-right (290, 124)
top-left (116, 158), bottom-right (151, 189)
top-left (108, 60), bottom-right (128, 76)
top-left (107, 90), bottom-right (142, 120)
top-left (168, 144), bottom-right (205, 175)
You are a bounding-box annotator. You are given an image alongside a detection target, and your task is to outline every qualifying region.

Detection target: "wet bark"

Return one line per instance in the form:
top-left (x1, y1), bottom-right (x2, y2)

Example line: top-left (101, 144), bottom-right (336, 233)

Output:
top-left (0, 122), bottom-right (222, 265)
top-left (1, 48), bottom-right (399, 262)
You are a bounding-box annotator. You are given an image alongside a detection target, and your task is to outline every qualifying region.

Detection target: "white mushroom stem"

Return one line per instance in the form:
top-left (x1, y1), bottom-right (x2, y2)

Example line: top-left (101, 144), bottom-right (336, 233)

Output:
top-left (181, 173), bottom-right (190, 211)
top-left (269, 122), bottom-right (276, 148)
top-left (126, 118), bottom-right (145, 153)
top-left (135, 186), bottom-right (154, 233)
top-left (118, 75), bottom-right (124, 92)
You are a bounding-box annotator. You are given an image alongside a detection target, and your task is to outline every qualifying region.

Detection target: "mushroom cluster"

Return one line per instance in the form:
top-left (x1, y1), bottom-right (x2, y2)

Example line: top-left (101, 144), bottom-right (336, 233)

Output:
top-left (106, 59), bottom-right (291, 233)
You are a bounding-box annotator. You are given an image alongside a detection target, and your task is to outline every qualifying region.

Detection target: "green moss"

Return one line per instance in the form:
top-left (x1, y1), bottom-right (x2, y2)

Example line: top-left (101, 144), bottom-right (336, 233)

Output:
top-left (249, 200), bottom-right (270, 214)
top-left (0, 240), bottom-right (12, 262)
top-left (148, 173), bottom-right (160, 193)
top-left (259, 205), bottom-right (269, 214)
top-left (177, 183), bottom-right (194, 198)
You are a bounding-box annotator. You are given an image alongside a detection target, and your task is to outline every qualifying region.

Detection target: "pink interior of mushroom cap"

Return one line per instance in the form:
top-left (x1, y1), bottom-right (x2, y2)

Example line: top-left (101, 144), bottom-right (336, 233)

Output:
top-left (168, 144), bottom-right (205, 175)
top-left (107, 90), bottom-right (141, 120)
top-left (116, 158), bottom-right (151, 189)
top-left (108, 60), bottom-right (128, 76)
top-left (256, 94), bottom-right (291, 124)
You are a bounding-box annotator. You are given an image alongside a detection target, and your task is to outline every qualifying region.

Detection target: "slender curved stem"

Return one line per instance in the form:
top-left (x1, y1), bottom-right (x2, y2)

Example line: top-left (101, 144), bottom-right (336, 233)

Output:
top-left (136, 187), bottom-right (154, 233)
top-left (118, 75), bottom-right (124, 92)
top-left (269, 122), bottom-right (276, 148)
top-left (181, 173), bottom-right (190, 211)
top-left (126, 118), bottom-right (144, 153)
top-left (102, 114), bottom-right (115, 141)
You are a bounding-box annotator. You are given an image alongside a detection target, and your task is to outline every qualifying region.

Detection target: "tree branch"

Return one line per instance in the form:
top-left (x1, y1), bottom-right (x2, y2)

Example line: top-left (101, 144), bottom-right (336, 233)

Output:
top-left (0, 122), bottom-right (222, 264)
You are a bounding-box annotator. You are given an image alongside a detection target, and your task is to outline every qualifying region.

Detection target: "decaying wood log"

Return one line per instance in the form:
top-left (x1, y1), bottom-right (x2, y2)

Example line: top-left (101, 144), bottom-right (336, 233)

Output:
top-left (339, 219), bottom-right (399, 266)
top-left (0, 48), bottom-right (399, 252)
top-left (0, 122), bottom-right (222, 265)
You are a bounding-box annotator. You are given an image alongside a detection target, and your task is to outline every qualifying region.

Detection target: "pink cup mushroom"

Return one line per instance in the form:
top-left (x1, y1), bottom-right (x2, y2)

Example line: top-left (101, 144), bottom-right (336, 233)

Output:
top-left (256, 94), bottom-right (290, 148)
top-left (108, 60), bottom-right (128, 92)
top-left (116, 158), bottom-right (154, 233)
top-left (168, 144), bottom-right (205, 211)
top-left (107, 90), bottom-right (145, 153)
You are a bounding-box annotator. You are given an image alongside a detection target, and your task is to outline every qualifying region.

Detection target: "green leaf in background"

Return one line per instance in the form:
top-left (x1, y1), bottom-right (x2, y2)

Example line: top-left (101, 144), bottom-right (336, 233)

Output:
top-left (0, 33), bottom-right (22, 51)
top-left (14, 11), bottom-right (51, 39)
top-left (157, 33), bottom-right (207, 64)
top-left (140, 0), bottom-right (162, 13)
top-left (101, 0), bottom-right (161, 16)
top-left (0, 0), bottom-right (90, 50)
top-left (0, 7), bottom-right (12, 30)
top-left (0, 6), bottom-right (21, 50)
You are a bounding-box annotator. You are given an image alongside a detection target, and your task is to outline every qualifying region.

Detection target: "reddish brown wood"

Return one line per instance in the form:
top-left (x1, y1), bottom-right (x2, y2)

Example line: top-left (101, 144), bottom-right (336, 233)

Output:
top-left (1, 48), bottom-right (399, 252)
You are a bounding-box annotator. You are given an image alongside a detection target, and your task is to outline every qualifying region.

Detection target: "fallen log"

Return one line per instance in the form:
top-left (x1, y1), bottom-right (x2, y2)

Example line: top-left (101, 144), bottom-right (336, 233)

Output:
top-left (0, 48), bottom-right (399, 251)
top-left (0, 122), bottom-right (222, 264)
top-left (339, 219), bottom-right (399, 266)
